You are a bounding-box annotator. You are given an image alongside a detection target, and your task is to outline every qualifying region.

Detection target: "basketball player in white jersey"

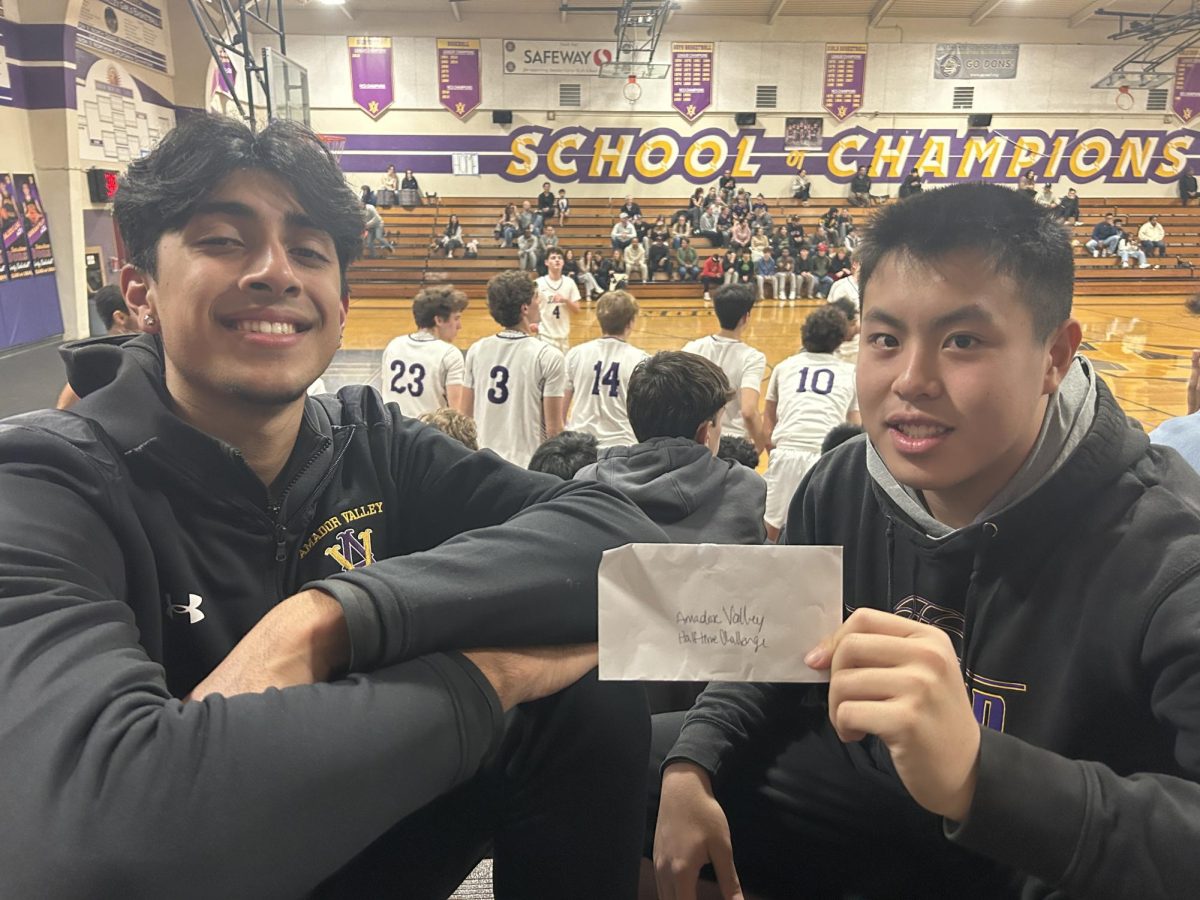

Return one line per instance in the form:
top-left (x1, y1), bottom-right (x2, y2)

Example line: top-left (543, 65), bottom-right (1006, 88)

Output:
top-left (762, 305), bottom-right (860, 541)
top-left (380, 285), bottom-right (468, 418)
top-left (460, 270), bottom-right (566, 467)
top-left (535, 248), bottom-right (581, 355)
top-left (682, 283), bottom-right (767, 453)
top-left (563, 290), bottom-right (649, 447)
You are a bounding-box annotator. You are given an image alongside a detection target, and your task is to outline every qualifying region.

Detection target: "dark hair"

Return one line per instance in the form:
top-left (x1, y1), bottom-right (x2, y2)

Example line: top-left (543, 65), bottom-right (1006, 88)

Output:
top-left (91, 284), bottom-right (128, 330)
top-left (412, 286), bottom-right (469, 328)
top-left (829, 296), bottom-right (859, 324)
top-left (544, 247), bottom-right (564, 261)
top-left (821, 423), bottom-right (864, 454)
top-left (114, 115), bottom-right (363, 294)
top-left (802, 306), bottom-right (849, 354)
top-left (711, 283), bottom-right (756, 330)
top-left (528, 430), bottom-right (598, 479)
top-left (717, 435), bottom-right (760, 469)
top-left (627, 351), bottom-right (733, 441)
top-left (487, 270), bottom-right (535, 327)
top-left (596, 290), bottom-right (639, 335)
top-left (856, 183), bottom-right (1073, 341)
top-left (1186, 293), bottom-right (1200, 315)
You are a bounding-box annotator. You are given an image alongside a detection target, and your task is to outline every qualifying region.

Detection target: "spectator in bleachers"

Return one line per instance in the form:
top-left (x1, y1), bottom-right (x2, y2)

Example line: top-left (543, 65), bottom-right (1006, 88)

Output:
top-left (359, 184), bottom-right (376, 207)
top-left (752, 193), bottom-right (773, 229)
top-left (556, 188), bottom-right (570, 223)
top-left (843, 226), bottom-right (860, 254)
top-left (417, 407), bottom-right (478, 451)
top-left (1036, 183), bottom-right (1057, 209)
top-left (624, 237), bottom-right (649, 284)
top-left (576, 249), bottom-right (604, 301)
top-left (619, 195), bottom-right (643, 219)
top-left (676, 238), bottom-right (700, 282)
top-left (670, 214), bottom-right (692, 249)
top-left (1054, 187), bottom-right (1081, 225)
top-left (399, 167), bottom-right (421, 205)
top-left (1086, 213), bottom-right (1121, 258)
top-left (1117, 229), bottom-right (1150, 269)
top-left (829, 247), bottom-right (853, 282)
top-left (539, 224), bottom-right (560, 264)
top-left (535, 181), bottom-right (556, 228)
top-left (733, 251), bottom-right (755, 286)
top-left (703, 186), bottom-right (721, 210)
top-left (721, 249), bottom-right (738, 286)
top-left (787, 215), bottom-right (808, 254)
top-left (362, 201), bottom-right (392, 257)
top-left (827, 257), bottom-right (861, 310)
top-left (687, 188), bottom-right (707, 227)
top-left (1180, 165), bottom-right (1199, 205)
top-left (1139, 216), bottom-right (1168, 258)
top-left (791, 168), bottom-right (811, 205)
top-left (649, 215), bottom-right (670, 245)
top-left (755, 248), bottom-right (779, 300)
top-left (611, 213), bottom-right (636, 250)
top-left (697, 205), bottom-right (723, 247)
top-left (898, 168), bottom-right (924, 199)
top-left (561, 248), bottom-right (581, 282)
top-left (849, 164), bottom-right (873, 206)
top-left (1017, 171), bottom-right (1038, 198)
top-left (717, 205), bottom-right (735, 246)
top-left (494, 203), bottom-right (518, 248)
top-left (776, 250), bottom-right (797, 304)
top-left (719, 170), bottom-right (737, 203)
top-left (378, 164), bottom-right (398, 207)
top-left (729, 217), bottom-right (751, 253)
top-left (516, 226), bottom-right (539, 271)
top-left (730, 190), bottom-right (750, 221)
top-left (795, 246), bottom-right (817, 299)
top-left (517, 200), bottom-right (540, 235)
top-left (528, 431), bottom-right (599, 480)
top-left (769, 224), bottom-right (788, 257)
top-left (436, 214), bottom-right (464, 258)
top-left (648, 235), bottom-right (672, 282)
top-left (602, 248), bottom-right (629, 291)
top-left (701, 253), bottom-right (724, 301)
top-left (749, 225), bottom-right (770, 263)
top-left (811, 245), bottom-right (834, 297)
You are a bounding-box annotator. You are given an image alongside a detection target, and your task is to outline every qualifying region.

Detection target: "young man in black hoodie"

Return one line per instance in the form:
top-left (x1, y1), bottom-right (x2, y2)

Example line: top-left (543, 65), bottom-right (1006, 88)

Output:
top-left (648, 183), bottom-right (1200, 899)
top-left (0, 115), bottom-right (666, 898)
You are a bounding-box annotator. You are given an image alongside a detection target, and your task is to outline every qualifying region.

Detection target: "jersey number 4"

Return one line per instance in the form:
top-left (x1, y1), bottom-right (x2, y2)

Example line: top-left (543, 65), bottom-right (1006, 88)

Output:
top-left (487, 365), bottom-right (510, 404)
top-left (390, 360), bottom-right (427, 397)
top-left (591, 361), bottom-right (620, 397)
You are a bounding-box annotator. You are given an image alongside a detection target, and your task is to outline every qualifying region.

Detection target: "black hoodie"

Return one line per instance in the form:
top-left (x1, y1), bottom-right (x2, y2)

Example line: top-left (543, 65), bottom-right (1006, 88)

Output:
top-left (668, 378), bottom-right (1200, 898)
top-left (0, 334), bottom-right (664, 897)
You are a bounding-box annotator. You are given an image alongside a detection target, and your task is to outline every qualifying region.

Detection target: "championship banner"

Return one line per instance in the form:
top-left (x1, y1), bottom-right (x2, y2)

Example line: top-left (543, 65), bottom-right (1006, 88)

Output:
top-left (1174, 51), bottom-right (1200, 123)
top-left (671, 42), bottom-right (713, 121)
top-left (933, 44), bottom-right (1019, 80)
top-left (823, 43), bottom-right (866, 121)
top-left (0, 173), bottom-right (31, 279)
top-left (77, 0), bottom-right (172, 75)
top-left (348, 36), bottom-right (394, 120)
top-left (14, 174), bottom-right (54, 275)
top-left (437, 38), bottom-right (481, 119)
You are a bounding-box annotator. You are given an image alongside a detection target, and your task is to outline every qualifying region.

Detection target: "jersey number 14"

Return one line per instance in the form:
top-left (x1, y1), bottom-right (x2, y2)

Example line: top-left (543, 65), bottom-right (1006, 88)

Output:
top-left (591, 361), bottom-right (620, 397)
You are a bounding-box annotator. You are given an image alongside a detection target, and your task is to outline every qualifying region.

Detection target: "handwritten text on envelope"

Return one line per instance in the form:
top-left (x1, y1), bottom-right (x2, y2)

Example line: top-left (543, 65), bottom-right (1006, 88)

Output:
top-left (598, 543), bottom-right (843, 683)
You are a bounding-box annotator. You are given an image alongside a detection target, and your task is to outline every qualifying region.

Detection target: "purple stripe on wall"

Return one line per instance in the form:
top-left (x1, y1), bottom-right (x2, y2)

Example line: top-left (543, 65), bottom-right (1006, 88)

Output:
top-left (3, 21), bottom-right (75, 62)
top-left (0, 274), bottom-right (64, 351)
top-left (9, 63), bottom-right (76, 110)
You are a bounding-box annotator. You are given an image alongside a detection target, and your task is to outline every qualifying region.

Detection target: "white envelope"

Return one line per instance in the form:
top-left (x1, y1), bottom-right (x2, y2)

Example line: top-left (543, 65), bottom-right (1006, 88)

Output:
top-left (598, 543), bottom-right (843, 683)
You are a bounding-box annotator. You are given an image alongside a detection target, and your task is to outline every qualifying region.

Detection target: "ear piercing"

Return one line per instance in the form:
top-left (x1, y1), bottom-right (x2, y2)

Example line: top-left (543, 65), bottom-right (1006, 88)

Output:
top-left (143, 314), bottom-right (156, 327)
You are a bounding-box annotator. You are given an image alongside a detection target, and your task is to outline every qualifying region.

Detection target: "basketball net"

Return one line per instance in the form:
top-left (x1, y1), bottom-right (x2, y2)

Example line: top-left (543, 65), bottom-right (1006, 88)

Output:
top-left (318, 134), bottom-right (347, 162)
top-left (1115, 86), bottom-right (1134, 111)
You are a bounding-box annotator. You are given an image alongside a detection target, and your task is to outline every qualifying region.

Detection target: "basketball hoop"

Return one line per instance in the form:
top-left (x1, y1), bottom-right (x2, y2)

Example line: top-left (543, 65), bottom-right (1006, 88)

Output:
top-left (317, 133), bottom-right (347, 162)
top-left (1115, 86), bottom-right (1135, 111)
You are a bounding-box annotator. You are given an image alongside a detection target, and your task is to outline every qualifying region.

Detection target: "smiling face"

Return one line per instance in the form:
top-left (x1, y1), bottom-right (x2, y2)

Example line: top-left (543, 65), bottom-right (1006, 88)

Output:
top-left (857, 249), bottom-right (1078, 526)
top-left (125, 169), bottom-right (346, 412)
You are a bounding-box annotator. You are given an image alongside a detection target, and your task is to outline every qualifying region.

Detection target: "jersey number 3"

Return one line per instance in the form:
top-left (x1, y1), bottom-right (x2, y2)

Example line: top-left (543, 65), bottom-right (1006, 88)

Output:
top-left (390, 360), bottom-right (427, 397)
top-left (488, 365), bottom-right (510, 404)
top-left (591, 361), bottom-right (620, 397)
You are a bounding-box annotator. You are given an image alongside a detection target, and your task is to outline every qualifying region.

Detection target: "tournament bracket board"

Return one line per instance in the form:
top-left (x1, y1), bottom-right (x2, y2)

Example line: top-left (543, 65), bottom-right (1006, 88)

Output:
top-left (77, 57), bottom-right (175, 163)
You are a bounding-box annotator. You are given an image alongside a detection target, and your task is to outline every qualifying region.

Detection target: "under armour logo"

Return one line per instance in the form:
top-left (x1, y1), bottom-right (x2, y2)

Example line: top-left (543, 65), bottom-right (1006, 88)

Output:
top-left (168, 593), bottom-right (206, 625)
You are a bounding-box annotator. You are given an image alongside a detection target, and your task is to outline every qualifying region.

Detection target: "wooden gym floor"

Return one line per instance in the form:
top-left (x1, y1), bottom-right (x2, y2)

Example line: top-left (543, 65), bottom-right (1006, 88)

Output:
top-left (343, 292), bottom-right (1198, 431)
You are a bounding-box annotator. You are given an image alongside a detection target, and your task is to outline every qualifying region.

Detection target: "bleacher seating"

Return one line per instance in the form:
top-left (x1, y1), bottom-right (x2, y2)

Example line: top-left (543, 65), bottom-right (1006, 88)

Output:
top-left (348, 194), bottom-right (1200, 304)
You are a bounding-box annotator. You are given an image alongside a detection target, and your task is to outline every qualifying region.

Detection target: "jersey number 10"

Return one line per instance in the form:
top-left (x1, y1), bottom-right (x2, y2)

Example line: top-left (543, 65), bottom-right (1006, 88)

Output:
top-left (796, 366), bottom-right (834, 396)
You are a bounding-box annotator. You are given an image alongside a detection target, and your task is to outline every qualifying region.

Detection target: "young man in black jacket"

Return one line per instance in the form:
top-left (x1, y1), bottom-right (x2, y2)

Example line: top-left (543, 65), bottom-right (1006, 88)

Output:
top-left (648, 183), bottom-right (1200, 899)
top-left (0, 115), bottom-right (666, 898)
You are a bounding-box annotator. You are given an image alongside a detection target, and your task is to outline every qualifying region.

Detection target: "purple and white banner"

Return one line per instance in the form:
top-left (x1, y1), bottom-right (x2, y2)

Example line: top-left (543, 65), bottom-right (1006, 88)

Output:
top-left (77, 0), bottom-right (172, 75)
top-left (823, 43), bottom-right (867, 122)
top-left (437, 38), bottom-right (481, 119)
top-left (14, 174), bottom-right (54, 275)
top-left (1174, 52), bottom-right (1200, 123)
top-left (347, 36), bottom-right (393, 120)
top-left (0, 173), bottom-right (30, 279)
top-left (671, 42), bottom-right (713, 122)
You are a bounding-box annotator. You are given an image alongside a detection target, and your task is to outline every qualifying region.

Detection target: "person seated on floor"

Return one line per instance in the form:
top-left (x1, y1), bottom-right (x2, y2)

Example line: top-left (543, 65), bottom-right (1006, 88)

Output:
top-left (528, 430), bottom-right (599, 479)
top-left (648, 181), bottom-right (1200, 900)
top-left (0, 113), bottom-right (666, 899)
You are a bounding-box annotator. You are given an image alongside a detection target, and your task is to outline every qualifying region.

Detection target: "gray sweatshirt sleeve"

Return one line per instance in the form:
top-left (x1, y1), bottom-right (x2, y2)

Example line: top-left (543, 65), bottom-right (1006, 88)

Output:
top-left (945, 577), bottom-right (1200, 898)
top-left (0, 427), bottom-right (504, 898)
top-left (309, 418), bottom-right (669, 671)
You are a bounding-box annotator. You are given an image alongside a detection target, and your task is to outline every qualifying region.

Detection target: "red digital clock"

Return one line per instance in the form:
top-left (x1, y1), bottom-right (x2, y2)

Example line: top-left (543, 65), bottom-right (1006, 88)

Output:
top-left (86, 168), bottom-right (120, 203)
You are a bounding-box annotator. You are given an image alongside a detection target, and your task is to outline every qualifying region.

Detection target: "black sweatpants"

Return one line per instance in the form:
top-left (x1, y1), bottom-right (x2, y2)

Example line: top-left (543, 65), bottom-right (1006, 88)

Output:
top-left (318, 672), bottom-right (649, 900)
top-left (645, 708), bottom-right (1012, 900)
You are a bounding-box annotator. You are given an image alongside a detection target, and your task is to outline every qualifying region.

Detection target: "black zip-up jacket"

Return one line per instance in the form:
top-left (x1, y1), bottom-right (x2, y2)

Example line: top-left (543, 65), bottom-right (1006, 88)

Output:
top-left (0, 334), bottom-right (665, 897)
top-left (669, 380), bottom-right (1200, 898)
